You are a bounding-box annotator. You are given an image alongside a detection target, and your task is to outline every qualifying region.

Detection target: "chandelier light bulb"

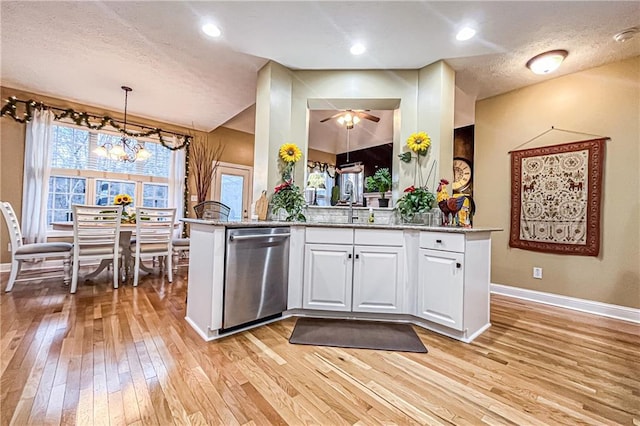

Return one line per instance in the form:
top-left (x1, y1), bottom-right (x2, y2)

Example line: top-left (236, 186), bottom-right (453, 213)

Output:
top-left (93, 146), bottom-right (109, 158)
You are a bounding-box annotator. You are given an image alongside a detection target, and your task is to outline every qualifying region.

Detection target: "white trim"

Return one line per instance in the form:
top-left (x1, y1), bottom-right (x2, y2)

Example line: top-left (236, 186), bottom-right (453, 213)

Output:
top-left (491, 283), bottom-right (640, 324)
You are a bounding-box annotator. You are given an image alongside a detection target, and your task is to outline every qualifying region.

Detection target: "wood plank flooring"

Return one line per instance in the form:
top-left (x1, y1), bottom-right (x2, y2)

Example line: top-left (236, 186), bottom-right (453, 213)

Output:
top-left (1, 268), bottom-right (638, 425)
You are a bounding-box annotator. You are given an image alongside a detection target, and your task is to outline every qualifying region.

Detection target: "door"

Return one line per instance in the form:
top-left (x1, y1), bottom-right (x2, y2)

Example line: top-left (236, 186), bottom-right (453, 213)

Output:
top-left (212, 162), bottom-right (253, 221)
top-left (352, 245), bottom-right (404, 313)
top-left (303, 244), bottom-right (353, 311)
top-left (418, 248), bottom-right (465, 330)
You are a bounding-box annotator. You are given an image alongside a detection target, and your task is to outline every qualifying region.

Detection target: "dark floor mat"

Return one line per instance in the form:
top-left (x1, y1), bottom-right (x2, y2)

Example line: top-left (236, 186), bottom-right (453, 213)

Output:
top-left (289, 317), bottom-right (428, 353)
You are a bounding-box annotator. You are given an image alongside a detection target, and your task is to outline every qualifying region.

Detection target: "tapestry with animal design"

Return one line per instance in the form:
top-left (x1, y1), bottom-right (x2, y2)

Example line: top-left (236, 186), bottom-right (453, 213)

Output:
top-left (509, 138), bottom-right (606, 256)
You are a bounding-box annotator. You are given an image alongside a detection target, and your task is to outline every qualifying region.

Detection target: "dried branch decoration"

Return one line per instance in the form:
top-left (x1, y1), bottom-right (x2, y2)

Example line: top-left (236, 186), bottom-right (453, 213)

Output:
top-left (190, 133), bottom-right (225, 203)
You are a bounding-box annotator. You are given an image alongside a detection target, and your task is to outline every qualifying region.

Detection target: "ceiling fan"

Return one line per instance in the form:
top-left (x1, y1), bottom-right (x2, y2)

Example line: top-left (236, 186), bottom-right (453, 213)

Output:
top-left (319, 109), bottom-right (380, 125)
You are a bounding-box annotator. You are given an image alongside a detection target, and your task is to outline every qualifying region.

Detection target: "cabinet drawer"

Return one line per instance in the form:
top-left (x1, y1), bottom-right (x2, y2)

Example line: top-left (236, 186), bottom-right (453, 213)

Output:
top-left (306, 227), bottom-right (354, 244)
top-left (354, 229), bottom-right (404, 246)
top-left (420, 231), bottom-right (465, 252)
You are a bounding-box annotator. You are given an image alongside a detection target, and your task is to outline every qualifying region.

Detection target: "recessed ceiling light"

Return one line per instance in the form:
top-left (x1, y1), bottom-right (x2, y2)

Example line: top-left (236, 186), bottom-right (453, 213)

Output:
top-left (350, 43), bottom-right (366, 55)
top-left (526, 50), bottom-right (568, 75)
top-left (456, 27), bottom-right (476, 41)
top-left (202, 23), bottom-right (221, 38)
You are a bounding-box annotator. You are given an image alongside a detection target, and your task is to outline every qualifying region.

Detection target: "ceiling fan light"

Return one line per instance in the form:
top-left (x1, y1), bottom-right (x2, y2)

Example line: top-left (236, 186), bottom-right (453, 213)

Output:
top-left (337, 116), bottom-right (345, 125)
top-left (526, 49), bottom-right (568, 75)
top-left (352, 116), bottom-right (360, 124)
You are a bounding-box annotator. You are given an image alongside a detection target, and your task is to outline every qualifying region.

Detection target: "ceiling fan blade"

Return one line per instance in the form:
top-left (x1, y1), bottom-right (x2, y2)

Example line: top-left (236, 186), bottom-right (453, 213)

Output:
top-left (319, 111), bottom-right (345, 123)
top-left (356, 111), bottom-right (380, 122)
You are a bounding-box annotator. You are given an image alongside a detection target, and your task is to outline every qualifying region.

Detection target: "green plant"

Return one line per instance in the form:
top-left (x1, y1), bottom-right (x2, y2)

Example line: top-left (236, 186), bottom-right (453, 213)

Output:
top-left (365, 168), bottom-right (392, 198)
top-left (395, 185), bottom-right (435, 220)
top-left (271, 180), bottom-right (306, 222)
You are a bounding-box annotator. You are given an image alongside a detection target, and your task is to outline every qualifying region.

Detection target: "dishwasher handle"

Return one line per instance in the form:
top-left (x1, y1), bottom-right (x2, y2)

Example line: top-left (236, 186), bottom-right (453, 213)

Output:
top-left (229, 232), bottom-right (291, 241)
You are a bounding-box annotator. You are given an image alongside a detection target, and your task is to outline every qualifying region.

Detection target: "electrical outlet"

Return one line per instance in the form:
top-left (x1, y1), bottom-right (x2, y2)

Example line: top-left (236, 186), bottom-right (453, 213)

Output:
top-left (190, 195), bottom-right (198, 202)
top-left (7, 242), bottom-right (11, 252)
top-left (533, 267), bottom-right (543, 279)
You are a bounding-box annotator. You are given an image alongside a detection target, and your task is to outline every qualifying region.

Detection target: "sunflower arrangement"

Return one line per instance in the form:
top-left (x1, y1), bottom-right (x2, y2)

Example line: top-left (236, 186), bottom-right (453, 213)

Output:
top-left (406, 131), bottom-right (431, 154)
top-left (113, 194), bottom-right (135, 223)
top-left (113, 194), bottom-right (133, 206)
top-left (272, 143), bottom-right (306, 221)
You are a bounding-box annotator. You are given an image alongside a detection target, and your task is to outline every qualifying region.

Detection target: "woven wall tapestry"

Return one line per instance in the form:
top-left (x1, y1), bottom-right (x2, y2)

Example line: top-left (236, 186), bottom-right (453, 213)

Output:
top-left (509, 138), bottom-right (606, 256)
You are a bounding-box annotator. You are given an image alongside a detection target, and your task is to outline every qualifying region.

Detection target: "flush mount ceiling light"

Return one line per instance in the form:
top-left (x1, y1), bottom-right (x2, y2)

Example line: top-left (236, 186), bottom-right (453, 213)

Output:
top-left (202, 23), bottom-right (221, 38)
top-left (526, 49), bottom-right (568, 75)
top-left (350, 43), bottom-right (366, 55)
top-left (456, 27), bottom-right (476, 41)
top-left (614, 27), bottom-right (639, 43)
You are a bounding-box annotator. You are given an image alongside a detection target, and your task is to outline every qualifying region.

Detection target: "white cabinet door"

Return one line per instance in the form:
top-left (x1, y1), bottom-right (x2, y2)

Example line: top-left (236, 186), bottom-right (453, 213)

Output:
top-left (352, 245), bottom-right (405, 313)
top-left (418, 248), bottom-right (465, 330)
top-left (303, 244), bottom-right (353, 311)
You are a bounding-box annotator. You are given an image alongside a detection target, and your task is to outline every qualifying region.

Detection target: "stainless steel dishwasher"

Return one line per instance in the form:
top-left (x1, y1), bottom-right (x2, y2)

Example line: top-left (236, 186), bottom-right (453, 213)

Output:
top-left (223, 227), bottom-right (290, 331)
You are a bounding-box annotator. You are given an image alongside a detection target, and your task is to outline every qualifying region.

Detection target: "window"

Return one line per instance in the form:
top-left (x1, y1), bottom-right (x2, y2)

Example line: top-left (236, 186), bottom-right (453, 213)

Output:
top-left (47, 176), bottom-right (86, 223)
top-left (143, 183), bottom-right (169, 207)
top-left (47, 123), bottom-right (172, 226)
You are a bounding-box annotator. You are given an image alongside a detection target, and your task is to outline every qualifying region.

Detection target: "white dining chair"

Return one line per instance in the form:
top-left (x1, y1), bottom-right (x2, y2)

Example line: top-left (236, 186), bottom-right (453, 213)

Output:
top-left (131, 207), bottom-right (176, 287)
top-left (0, 201), bottom-right (73, 292)
top-left (71, 204), bottom-right (122, 293)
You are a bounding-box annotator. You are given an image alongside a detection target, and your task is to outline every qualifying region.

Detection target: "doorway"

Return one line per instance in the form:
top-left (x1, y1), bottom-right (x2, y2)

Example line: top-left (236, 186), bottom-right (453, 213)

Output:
top-left (212, 162), bottom-right (253, 221)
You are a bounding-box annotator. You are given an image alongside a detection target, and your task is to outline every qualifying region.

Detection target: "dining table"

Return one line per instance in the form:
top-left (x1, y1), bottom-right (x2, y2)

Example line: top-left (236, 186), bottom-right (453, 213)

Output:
top-left (51, 221), bottom-right (173, 281)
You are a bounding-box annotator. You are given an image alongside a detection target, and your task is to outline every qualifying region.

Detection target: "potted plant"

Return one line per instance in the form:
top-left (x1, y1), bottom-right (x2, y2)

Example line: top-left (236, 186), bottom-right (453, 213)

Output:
top-left (395, 185), bottom-right (436, 223)
top-left (365, 168), bottom-right (392, 207)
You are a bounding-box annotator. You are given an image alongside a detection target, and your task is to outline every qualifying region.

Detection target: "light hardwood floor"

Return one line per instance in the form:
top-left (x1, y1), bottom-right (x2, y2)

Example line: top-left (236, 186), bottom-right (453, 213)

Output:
top-left (1, 267), bottom-right (638, 425)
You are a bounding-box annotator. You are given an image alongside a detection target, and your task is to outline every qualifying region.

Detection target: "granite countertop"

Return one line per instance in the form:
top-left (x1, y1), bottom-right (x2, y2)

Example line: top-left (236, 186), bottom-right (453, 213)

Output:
top-left (182, 218), bottom-right (502, 233)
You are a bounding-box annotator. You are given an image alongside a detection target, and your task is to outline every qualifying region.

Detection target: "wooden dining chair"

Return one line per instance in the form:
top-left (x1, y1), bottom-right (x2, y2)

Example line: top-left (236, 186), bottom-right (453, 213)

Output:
top-left (71, 204), bottom-right (122, 293)
top-left (0, 201), bottom-right (73, 292)
top-left (131, 207), bottom-right (176, 286)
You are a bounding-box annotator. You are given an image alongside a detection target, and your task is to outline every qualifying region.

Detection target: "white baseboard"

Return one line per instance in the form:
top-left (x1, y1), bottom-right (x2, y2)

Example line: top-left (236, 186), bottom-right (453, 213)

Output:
top-left (491, 283), bottom-right (640, 324)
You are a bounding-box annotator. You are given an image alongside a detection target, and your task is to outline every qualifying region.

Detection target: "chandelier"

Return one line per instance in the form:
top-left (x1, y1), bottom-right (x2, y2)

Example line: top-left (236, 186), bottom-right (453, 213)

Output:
top-left (93, 86), bottom-right (152, 162)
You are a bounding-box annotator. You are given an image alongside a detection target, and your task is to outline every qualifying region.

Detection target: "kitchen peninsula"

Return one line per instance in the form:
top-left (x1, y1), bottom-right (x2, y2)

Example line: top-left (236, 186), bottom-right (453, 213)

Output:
top-left (183, 218), bottom-right (501, 344)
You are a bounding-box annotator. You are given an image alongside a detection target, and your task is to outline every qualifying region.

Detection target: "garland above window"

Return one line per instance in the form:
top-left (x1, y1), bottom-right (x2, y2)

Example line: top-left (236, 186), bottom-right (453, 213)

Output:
top-left (0, 96), bottom-right (192, 151)
top-left (2, 95), bottom-right (193, 232)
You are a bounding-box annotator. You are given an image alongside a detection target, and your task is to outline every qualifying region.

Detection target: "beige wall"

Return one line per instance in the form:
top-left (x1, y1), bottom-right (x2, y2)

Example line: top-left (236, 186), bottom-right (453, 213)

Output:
top-left (474, 57), bottom-right (640, 308)
top-left (307, 148), bottom-right (336, 166)
top-left (210, 126), bottom-right (254, 167)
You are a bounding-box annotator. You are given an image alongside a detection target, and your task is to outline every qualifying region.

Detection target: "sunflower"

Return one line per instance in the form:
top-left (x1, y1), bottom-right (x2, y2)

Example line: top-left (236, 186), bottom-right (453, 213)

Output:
top-left (279, 143), bottom-right (302, 163)
top-left (114, 194), bottom-right (132, 205)
top-left (406, 131), bottom-right (431, 153)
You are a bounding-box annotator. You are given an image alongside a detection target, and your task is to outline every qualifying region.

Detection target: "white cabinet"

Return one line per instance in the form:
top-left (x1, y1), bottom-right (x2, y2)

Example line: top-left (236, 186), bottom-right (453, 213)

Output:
top-left (303, 228), bottom-right (405, 314)
top-left (418, 249), bottom-right (465, 330)
top-left (303, 244), bottom-right (353, 311)
top-left (352, 245), bottom-right (404, 313)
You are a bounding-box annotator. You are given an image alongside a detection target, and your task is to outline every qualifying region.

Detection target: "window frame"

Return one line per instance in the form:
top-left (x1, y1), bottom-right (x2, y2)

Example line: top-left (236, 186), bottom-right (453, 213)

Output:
top-left (47, 122), bottom-right (171, 235)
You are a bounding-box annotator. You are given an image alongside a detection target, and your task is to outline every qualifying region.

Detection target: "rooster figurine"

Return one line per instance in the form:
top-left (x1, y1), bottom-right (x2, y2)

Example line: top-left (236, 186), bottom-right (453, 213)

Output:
top-left (437, 179), bottom-right (475, 227)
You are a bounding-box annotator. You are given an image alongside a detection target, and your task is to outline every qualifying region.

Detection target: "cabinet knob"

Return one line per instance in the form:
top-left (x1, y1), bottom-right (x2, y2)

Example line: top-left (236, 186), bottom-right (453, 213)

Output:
top-left (355, 254), bottom-right (360, 259)
top-left (348, 253), bottom-right (352, 259)
top-left (456, 262), bottom-right (462, 268)
top-left (436, 239), bottom-right (443, 243)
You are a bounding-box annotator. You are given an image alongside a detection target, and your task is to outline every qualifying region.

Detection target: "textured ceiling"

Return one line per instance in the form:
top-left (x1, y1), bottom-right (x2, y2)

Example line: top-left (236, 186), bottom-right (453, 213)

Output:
top-left (1, 1), bottom-right (638, 132)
